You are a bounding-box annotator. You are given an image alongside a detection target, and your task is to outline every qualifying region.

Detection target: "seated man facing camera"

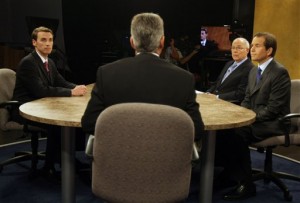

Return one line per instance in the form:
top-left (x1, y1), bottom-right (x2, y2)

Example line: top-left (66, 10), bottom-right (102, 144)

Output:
top-left (206, 37), bottom-right (254, 103)
top-left (12, 26), bottom-right (87, 178)
top-left (206, 37), bottom-right (254, 192)
top-left (217, 32), bottom-right (291, 201)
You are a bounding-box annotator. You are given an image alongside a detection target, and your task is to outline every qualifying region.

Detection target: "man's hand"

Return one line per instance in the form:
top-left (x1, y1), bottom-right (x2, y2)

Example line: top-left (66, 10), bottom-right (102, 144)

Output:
top-left (194, 44), bottom-right (201, 51)
top-left (71, 85), bottom-right (87, 96)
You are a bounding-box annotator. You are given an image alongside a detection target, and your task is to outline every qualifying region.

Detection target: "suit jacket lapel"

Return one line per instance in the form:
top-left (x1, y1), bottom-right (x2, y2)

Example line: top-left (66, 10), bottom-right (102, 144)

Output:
top-left (219, 59), bottom-right (247, 87)
top-left (217, 61), bottom-right (234, 87)
top-left (32, 52), bottom-right (52, 83)
top-left (250, 63), bottom-right (272, 95)
top-left (249, 67), bottom-right (259, 96)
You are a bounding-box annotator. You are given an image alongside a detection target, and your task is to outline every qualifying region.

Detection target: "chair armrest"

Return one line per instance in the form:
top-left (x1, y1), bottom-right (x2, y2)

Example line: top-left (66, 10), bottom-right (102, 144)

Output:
top-left (85, 134), bottom-right (94, 158)
top-left (193, 142), bottom-right (200, 160)
top-left (281, 113), bottom-right (300, 120)
top-left (279, 113), bottom-right (300, 147)
top-left (0, 100), bottom-right (23, 110)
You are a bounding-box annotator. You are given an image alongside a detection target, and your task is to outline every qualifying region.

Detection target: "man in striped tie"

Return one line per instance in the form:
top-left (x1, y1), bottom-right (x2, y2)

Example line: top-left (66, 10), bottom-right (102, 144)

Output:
top-left (220, 32), bottom-right (291, 201)
top-left (12, 26), bottom-right (88, 180)
top-left (206, 37), bottom-right (254, 103)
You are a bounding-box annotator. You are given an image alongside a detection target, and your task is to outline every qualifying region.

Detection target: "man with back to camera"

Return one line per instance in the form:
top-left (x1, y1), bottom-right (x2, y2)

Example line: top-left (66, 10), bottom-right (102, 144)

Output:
top-left (81, 12), bottom-right (205, 141)
top-left (206, 37), bottom-right (254, 103)
top-left (12, 26), bottom-right (87, 178)
top-left (219, 32), bottom-right (291, 201)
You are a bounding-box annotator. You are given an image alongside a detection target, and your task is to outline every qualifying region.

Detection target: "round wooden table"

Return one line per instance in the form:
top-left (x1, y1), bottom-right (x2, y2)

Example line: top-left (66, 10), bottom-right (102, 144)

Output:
top-left (19, 87), bottom-right (255, 203)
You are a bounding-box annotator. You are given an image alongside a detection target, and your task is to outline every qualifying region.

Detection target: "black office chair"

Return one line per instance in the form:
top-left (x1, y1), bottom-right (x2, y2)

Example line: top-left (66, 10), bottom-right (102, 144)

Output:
top-left (252, 79), bottom-right (300, 201)
top-left (0, 68), bottom-right (45, 175)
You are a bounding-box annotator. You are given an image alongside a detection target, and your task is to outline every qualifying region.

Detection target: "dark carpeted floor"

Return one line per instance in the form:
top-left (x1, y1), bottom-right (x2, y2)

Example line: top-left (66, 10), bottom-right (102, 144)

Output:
top-left (0, 140), bottom-right (300, 203)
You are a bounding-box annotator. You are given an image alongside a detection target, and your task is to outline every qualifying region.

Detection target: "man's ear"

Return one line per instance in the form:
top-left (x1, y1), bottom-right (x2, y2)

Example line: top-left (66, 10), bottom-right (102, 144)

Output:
top-left (266, 47), bottom-right (273, 57)
top-left (159, 36), bottom-right (165, 49)
top-left (32, 39), bottom-right (37, 47)
top-left (130, 36), bottom-right (135, 49)
top-left (155, 36), bottom-right (165, 55)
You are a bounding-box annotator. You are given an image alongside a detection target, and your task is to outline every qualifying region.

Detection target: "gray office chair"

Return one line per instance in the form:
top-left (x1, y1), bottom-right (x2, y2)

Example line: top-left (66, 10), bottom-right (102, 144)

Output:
top-left (89, 103), bottom-right (194, 203)
top-left (0, 68), bottom-right (45, 174)
top-left (252, 79), bottom-right (300, 201)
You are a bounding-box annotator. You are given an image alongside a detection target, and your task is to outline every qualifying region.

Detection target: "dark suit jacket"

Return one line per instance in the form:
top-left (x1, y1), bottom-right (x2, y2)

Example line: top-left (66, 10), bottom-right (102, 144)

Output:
top-left (188, 40), bottom-right (217, 73)
top-left (81, 53), bottom-right (205, 140)
top-left (198, 40), bottom-right (217, 58)
top-left (207, 58), bottom-right (254, 103)
top-left (241, 59), bottom-right (291, 138)
top-left (13, 51), bottom-right (76, 103)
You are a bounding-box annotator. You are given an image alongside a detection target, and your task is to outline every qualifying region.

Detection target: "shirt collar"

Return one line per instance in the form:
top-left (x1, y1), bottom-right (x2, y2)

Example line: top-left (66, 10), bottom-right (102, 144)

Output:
top-left (35, 50), bottom-right (48, 63)
top-left (235, 57), bottom-right (248, 67)
top-left (136, 52), bottom-right (159, 57)
top-left (258, 57), bottom-right (273, 74)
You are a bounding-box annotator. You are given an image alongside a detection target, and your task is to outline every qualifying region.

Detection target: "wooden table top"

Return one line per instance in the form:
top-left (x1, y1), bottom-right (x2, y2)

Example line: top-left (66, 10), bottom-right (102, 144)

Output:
top-left (19, 84), bottom-right (93, 127)
top-left (197, 93), bottom-right (256, 130)
top-left (20, 85), bottom-right (256, 130)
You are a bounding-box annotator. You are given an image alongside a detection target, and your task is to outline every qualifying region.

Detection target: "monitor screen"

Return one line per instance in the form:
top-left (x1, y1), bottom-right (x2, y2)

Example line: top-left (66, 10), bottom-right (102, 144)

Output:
top-left (204, 26), bottom-right (231, 51)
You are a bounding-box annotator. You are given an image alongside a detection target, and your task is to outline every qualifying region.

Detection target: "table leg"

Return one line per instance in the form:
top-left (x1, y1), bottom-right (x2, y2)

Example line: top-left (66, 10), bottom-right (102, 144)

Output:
top-left (199, 130), bottom-right (216, 203)
top-left (61, 127), bottom-right (75, 203)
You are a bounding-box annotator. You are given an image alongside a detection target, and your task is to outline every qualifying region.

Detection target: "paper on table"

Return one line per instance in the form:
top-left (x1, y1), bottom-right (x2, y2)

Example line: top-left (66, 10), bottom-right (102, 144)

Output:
top-left (195, 90), bottom-right (204, 94)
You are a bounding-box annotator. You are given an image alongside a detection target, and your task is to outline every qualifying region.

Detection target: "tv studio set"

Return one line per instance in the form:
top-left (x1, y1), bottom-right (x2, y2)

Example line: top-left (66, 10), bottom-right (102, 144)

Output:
top-left (0, 1), bottom-right (299, 203)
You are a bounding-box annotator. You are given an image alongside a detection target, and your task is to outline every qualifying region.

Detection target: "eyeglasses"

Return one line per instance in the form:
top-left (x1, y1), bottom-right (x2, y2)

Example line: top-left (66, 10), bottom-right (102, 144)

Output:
top-left (231, 47), bottom-right (246, 51)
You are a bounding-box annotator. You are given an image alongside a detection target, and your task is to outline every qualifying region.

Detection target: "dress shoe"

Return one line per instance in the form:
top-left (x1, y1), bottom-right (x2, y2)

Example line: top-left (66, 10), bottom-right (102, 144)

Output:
top-left (213, 178), bottom-right (237, 191)
top-left (223, 182), bottom-right (256, 201)
top-left (39, 166), bottom-right (61, 182)
top-left (213, 169), bottom-right (237, 191)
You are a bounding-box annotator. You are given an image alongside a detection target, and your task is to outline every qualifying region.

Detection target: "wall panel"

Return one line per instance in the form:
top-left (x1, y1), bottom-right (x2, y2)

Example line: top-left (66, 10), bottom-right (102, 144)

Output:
top-left (254, 0), bottom-right (300, 79)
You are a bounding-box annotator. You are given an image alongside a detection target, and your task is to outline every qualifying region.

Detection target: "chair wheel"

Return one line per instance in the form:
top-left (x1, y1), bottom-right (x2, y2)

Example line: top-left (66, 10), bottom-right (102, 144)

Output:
top-left (284, 193), bottom-right (293, 201)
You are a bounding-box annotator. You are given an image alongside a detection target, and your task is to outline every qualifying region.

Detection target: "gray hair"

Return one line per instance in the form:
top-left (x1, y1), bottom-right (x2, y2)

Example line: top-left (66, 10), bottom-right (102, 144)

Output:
top-left (233, 37), bottom-right (250, 48)
top-left (130, 13), bottom-right (164, 53)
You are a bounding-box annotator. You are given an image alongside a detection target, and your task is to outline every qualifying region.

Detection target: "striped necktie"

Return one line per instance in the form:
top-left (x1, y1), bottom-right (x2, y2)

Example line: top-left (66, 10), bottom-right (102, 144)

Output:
top-left (44, 61), bottom-right (49, 72)
top-left (221, 63), bottom-right (237, 83)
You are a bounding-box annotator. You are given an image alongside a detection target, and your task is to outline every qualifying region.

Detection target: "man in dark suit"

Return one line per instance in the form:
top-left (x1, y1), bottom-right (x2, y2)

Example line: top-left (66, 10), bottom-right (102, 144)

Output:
top-left (207, 37), bottom-right (253, 191)
top-left (12, 26), bottom-right (87, 176)
top-left (188, 27), bottom-right (218, 90)
top-left (81, 12), bottom-right (205, 141)
top-left (221, 32), bottom-right (291, 201)
top-left (206, 37), bottom-right (254, 103)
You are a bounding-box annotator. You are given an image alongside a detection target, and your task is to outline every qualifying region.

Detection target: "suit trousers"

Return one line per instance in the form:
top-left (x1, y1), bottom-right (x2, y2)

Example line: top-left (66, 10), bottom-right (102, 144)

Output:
top-left (215, 126), bottom-right (254, 183)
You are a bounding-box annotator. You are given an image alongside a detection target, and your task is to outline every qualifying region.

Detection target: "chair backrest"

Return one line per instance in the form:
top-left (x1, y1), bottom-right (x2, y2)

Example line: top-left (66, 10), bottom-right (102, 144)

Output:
top-left (92, 103), bottom-right (194, 203)
top-left (290, 79), bottom-right (300, 133)
top-left (0, 68), bottom-right (23, 131)
top-left (252, 79), bottom-right (300, 147)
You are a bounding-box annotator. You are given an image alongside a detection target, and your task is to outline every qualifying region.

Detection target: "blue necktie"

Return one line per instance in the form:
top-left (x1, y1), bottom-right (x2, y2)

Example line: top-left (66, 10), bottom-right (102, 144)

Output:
top-left (256, 67), bottom-right (262, 84)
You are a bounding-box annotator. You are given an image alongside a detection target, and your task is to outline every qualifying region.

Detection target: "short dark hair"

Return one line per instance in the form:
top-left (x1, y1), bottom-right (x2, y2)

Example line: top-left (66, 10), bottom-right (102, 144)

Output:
top-left (31, 26), bottom-right (53, 40)
top-left (201, 27), bottom-right (208, 34)
top-left (253, 32), bottom-right (277, 57)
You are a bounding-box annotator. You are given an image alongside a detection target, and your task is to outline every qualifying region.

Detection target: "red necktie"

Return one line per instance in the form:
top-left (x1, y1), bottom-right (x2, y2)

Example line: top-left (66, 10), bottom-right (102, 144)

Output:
top-left (44, 61), bottom-right (49, 72)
